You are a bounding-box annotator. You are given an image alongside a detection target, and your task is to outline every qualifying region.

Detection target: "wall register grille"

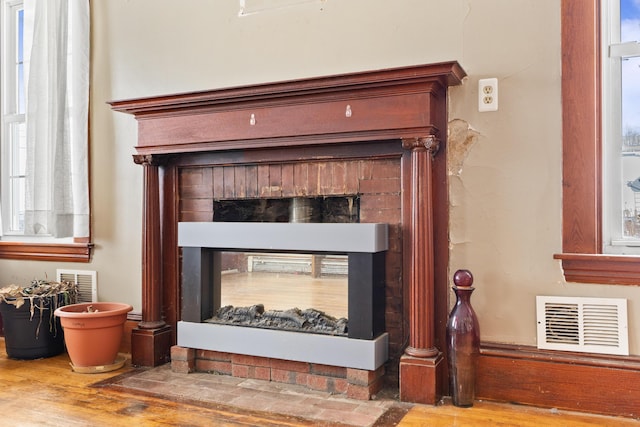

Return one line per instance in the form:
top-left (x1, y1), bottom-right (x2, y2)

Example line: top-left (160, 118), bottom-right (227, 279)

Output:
top-left (56, 269), bottom-right (97, 303)
top-left (536, 296), bottom-right (628, 356)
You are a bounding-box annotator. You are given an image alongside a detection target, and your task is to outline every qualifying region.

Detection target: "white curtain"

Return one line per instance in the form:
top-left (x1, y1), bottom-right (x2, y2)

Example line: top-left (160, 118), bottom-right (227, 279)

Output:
top-left (23, 0), bottom-right (89, 238)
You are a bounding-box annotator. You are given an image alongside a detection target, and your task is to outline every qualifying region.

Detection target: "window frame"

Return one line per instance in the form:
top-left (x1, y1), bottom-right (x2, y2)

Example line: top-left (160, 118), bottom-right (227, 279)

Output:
top-left (0, 0), bottom-right (92, 262)
top-left (1, 0), bottom-right (25, 235)
top-left (602, 0), bottom-right (640, 253)
top-left (555, 0), bottom-right (640, 285)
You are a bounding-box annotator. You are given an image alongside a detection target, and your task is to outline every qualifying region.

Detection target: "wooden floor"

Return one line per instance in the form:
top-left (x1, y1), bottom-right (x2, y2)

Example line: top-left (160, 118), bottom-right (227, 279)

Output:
top-left (0, 342), bottom-right (317, 427)
top-left (0, 339), bottom-right (637, 426)
top-left (398, 403), bottom-right (639, 427)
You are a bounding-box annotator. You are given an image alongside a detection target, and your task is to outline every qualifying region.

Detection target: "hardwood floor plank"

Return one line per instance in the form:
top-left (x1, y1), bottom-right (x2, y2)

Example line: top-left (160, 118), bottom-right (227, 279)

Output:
top-left (397, 400), bottom-right (640, 427)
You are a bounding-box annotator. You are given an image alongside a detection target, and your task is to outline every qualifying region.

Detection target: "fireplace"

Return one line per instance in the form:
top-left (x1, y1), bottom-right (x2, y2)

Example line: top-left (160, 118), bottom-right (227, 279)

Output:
top-left (178, 221), bottom-right (388, 369)
top-left (110, 62), bottom-right (466, 403)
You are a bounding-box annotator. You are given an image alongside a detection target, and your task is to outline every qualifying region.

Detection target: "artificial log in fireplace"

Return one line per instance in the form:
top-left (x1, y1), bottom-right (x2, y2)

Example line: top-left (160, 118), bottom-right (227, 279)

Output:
top-left (109, 62), bottom-right (466, 404)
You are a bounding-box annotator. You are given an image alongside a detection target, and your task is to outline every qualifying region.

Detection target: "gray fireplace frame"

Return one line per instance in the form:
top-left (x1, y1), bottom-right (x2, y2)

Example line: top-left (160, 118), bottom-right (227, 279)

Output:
top-left (177, 222), bottom-right (389, 369)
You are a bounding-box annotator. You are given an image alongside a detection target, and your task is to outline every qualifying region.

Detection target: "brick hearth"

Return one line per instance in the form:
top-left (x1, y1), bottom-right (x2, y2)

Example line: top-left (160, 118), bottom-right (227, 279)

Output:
top-left (171, 345), bottom-right (386, 400)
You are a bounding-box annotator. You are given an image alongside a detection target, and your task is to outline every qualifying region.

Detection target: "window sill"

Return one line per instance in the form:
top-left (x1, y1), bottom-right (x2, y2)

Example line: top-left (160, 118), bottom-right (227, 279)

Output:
top-left (554, 253), bottom-right (640, 286)
top-left (0, 241), bottom-right (93, 262)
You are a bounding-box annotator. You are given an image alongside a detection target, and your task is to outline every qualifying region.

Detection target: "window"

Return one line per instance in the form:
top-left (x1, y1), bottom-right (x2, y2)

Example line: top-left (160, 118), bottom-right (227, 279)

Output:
top-left (602, 0), bottom-right (640, 253)
top-left (0, 0), bottom-right (92, 261)
top-left (1, 1), bottom-right (25, 234)
top-left (556, 0), bottom-right (640, 284)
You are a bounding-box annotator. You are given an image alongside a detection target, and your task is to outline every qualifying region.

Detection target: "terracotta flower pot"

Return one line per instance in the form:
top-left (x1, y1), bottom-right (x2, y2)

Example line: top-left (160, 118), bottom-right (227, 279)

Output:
top-left (54, 302), bottom-right (132, 368)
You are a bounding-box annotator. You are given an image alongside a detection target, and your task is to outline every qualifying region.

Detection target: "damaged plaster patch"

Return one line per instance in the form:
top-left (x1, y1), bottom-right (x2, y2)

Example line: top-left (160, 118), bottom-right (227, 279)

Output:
top-left (448, 119), bottom-right (480, 176)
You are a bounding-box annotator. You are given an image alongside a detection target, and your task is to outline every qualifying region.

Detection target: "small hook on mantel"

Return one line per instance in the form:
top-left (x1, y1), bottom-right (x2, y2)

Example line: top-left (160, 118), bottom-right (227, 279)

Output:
top-left (250, 113), bottom-right (256, 126)
top-left (345, 105), bottom-right (352, 118)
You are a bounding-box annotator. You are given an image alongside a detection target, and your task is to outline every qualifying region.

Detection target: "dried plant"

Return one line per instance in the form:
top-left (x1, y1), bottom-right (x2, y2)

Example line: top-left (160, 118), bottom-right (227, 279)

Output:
top-left (0, 279), bottom-right (78, 338)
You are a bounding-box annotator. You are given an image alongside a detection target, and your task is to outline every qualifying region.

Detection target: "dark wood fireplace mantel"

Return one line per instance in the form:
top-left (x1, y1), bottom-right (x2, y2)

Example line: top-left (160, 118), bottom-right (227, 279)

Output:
top-left (110, 61), bottom-right (466, 404)
top-left (111, 62), bottom-right (465, 154)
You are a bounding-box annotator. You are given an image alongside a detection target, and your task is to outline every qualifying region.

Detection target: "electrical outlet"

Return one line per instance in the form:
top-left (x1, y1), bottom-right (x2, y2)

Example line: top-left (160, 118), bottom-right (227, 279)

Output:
top-left (478, 78), bottom-right (498, 112)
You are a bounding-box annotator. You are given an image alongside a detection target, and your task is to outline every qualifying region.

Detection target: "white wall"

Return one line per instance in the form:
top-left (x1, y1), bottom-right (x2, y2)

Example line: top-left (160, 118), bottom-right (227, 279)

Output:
top-left (2, 0), bottom-right (639, 354)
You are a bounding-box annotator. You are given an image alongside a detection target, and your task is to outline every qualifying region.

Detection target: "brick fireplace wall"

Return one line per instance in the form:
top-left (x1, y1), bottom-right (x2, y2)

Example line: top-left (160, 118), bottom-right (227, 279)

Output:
top-left (178, 157), bottom-right (404, 385)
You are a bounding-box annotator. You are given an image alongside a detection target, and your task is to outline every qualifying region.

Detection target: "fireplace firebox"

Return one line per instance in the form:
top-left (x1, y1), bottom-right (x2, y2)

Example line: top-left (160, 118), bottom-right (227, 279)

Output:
top-left (179, 222), bottom-right (387, 336)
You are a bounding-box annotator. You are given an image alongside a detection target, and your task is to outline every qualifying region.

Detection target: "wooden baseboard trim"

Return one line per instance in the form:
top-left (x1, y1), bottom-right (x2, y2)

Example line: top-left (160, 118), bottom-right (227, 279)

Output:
top-left (477, 342), bottom-right (640, 418)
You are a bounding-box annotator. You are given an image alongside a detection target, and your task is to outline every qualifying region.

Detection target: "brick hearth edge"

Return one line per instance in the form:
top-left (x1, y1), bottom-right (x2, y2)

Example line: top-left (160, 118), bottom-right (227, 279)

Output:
top-left (170, 345), bottom-right (385, 400)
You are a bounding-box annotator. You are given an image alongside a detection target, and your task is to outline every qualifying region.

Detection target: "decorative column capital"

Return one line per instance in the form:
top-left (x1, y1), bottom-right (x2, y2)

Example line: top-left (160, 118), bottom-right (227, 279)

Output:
top-left (402, 135), bottom-right (440, 157)
top-left (133, 154), bottom-right (169, 166)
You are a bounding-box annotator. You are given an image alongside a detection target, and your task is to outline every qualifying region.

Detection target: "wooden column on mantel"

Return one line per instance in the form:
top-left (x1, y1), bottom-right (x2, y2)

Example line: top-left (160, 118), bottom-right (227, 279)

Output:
top-left (130, 154), bottom-right (173, 367)
top-left (399, 135), bottom-right (443, 403)
top-left (109, 61), bottom-right (466, 403)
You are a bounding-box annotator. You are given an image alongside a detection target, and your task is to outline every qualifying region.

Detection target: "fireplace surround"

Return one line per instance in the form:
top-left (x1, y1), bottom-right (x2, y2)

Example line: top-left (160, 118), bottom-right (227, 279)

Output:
top-left (110, 62), bottom-right (466, 403)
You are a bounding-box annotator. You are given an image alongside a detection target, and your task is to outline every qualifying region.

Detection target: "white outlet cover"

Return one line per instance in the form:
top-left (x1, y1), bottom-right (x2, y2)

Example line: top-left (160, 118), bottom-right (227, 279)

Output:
top-left (478, 78), bottom-right (498, 112)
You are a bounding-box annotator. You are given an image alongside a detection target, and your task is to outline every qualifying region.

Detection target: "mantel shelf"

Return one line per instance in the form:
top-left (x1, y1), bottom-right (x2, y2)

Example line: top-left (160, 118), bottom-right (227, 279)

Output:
top-left (109, 62), bottom-right (466, 156)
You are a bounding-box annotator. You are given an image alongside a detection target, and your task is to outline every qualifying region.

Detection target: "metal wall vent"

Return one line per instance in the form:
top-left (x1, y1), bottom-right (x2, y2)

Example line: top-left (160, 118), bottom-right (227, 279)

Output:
top-left (536, 296), bottom-right (628, 356)
top-left (57, 269), bottom-right (97, 303)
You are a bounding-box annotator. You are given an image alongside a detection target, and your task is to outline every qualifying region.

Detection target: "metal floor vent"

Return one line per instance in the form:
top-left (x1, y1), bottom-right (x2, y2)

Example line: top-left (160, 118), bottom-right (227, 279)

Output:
top-left (56, 269), bottom-right (97, 303)
top-left (536, 296), bottom-right (628, 356)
